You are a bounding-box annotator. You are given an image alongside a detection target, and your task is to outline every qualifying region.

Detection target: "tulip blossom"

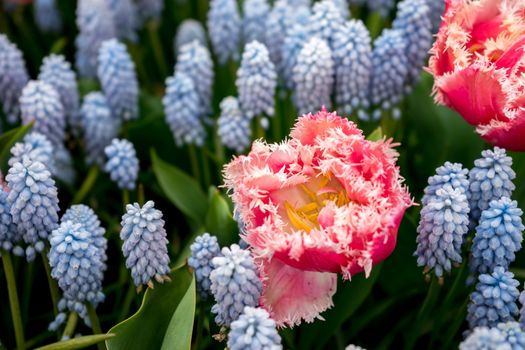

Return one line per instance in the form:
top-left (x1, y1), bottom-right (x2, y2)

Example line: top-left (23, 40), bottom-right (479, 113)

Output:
top-left (224, 109), bottom-right (413, 327)
top-left (428, 0), bottom-right (525, 151)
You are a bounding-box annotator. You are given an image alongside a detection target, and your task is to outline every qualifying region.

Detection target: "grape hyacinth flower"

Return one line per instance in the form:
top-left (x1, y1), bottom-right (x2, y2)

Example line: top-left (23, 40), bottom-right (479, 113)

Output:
top-left (467, 267), bottom-right (520, 329)
top-left (368, 0), bottom-right (396, 17)
top-left (8, 132), bottom-right (55, 174)
top-left (53, 144), bottom-right (75, 186)
top-left (80, 92), bottom-right (121, 166)
top-left (369, 29), bottom-right (408, 120)
top-left (293, 37), bottom-right (334, 114)
top-left (392, 0), bottom-right (432, 89)
top-left (163, 73), bottom-right (206, 147)
top-left (75, 0), bottom-right (115, 78)
top-left (20, 80), bottom-right (65, 146)
top-left (470, 198), bottom-right (524, 275)
top-left (426, 0), bottom-right (445, 33)
top-left (227, 307), bottom-right (282, 350)
top-left (210, 244), bottom-right (262, 326)
top-left (461, 322), bottom-right (525, 350)
top-left (6, 157), bottom-right (60, 260)
top-left (217, 96), bottom-right (251, 153)
top-left (107, 0), bottom-right (138, 42)
top-left (0, 188), bottom-right (23, 255)
top-left (242, 0), bottom-right (270, 44)
top-left (333, 0), bottom-right (350, 19)
top-left (236, 41), bottom-right (277, 119)
top-left (306, 0), bottom-right (345, 48)
top-left (332, 20), bottom-right (372, 119)
top-left (104, 139), bottom-right (138, 191)
top-left (497, 322), bottom-right (525, 349)
top-left (175, 40), bottom-right (214, 116)
top-left (421, 162), bottom-right (469, 206)
top-left (34, 0), bottom-right (62, 33)
top-left (97, 39), bottom-right (139, 121)
top-left (38, 54), bottom-right (80, 133)
top-left (188, 233), bottom-right (221, 299)
top-left (0, 34), bottom-right (29, 124)
top-left (135, 0), bottom-right (164, 24)
top-left (281, 23), bottom-right (309, 90)
top-left (120, 201), bottom-right (171, 289)
top-left (207, 0), bottom-right (241, 64)
top-left (174, 19), bottom-right (207, 55)
top-left (469, 147), bottom-right (516, 227)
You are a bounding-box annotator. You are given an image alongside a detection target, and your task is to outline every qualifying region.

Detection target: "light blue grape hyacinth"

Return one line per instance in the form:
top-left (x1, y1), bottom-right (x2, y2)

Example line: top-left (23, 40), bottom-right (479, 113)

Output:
top-left (227, 307), bottom-right (282, 350)
top-left (217, 96), bottom-right (251, 153)
top-left (0, 34), bottom-right (29, 124)
top-left (38, 54), bottom-right (80, 134)
top-left (470, 197), bottom-right (524, 275)
top-left (75, 0), bottom-right (115, 78)
top-left (104, 139), bottom-right (139, 191)
top-left (207, 0), bottom-right (241, 64)
top-left (332, 20), bottom-right (372, 120)
top-left (174, 19), bottom-right (207, 55)
top-left (0, 188), bottom-right (23, 255)
top-left (120, 201), bottom-right (171, 288)
top-left (242, 0), bottom-right (270, 44)
top-left (415, 185), bottom-right (470, 277)
top-left (6, 157), bottom-right (60, 261)
top-left (461, 322), bottom-right (525, 350)
top-left (9, 132), bottom-right (55, 174)
top-left (135, 0), bottom-right (164, 25)
top-left (107, 0), bottom-right (139, 42)
top-left (53, 144), bottom-right (75, 186)
top-left (469, 147), bottom-right (516, 227)
top-left (80, 92), bottom-right (121, 166)
top-left (163, 72), bottom-right (206, 147)
top-left (421, 162), bottom-right (470, 206)
top-left (306, 0), bottom-right (345, 48)
top-left (236, 41), bottom-right (277, 119)
top-left (175, 40), bottom-right (214, 116)
top-left (427, 0), bottom-right (445, 33)
top-left (369, 29), bottom-right (408, 120)
top-left (467, 267), bottom-right (520, 329)
top-left (34, 0), bottom-right (62, 33)
top-left (368, 0), bottom-right (396, 18)
top-left (20, 80), bottom-right (65, 146)
top-left (392, 0), bottom-right (432, 90)
top-left (281, 23), bottom-right (309, 90)
top-left (188, 233), bottom-right (221, 299)
top-left (98, 39), bottom-right (139, 121)
top-left (210, 244), bottom-right (262, 326)
top-left (293, 37), bottom-right (334, 114)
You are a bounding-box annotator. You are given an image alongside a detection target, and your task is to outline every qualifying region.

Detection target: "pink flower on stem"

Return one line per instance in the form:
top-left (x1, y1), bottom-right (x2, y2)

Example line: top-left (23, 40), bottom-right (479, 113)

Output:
top-left (224, 109), bottom-right (413, 327)
top-left (428, 0), bottom-right (525, 152)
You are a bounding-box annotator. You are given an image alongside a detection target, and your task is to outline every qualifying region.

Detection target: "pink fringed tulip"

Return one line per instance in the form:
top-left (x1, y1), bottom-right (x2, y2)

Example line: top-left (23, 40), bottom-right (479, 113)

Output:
top-left (428, 0), bottom-right (525, 151)
top-left (224, 109), bottom-right (413, 327)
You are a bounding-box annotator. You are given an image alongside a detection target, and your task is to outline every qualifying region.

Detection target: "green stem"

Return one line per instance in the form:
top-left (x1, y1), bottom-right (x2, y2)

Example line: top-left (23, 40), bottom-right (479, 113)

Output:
top-left (441, 299), bottom-right (468, 349)
top-left (122, 190), bottom-right (130, 210)
top-left (72, 166), bottom-right (99, 204)
top-left (2, 252), bottom-right (25, 350)
top-left (87, 304), bottom-right (105, 350)
top-left (147, 22), bottom-right (169, 78)
top-left (41, 251), bottom-right (59, 316)
top-left (188, 145), bottom-right (201, 185)
top-left (118, 284), bottom-right (136, 321)
top-left (200, 149), bottom-right (211, 189)
top-left (193, 304), bottom-right (205, 350)
top-left (213, 126), bottom-right (225, 166)
top-left (137, 184), bottom-right (145, 206)
top-left (62, 312), bottom-right (78, 339)
top-left (255, 116), bottom-right (265, 140)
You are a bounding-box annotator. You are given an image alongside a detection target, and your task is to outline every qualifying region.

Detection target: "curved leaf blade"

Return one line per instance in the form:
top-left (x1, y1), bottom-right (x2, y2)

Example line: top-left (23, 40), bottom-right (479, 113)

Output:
top-left (0, 122), bottom-right (33, 172)
top-left (205, 188), bottom-right (238, 245)
top-left (35, 334), bottom-right (114, 350)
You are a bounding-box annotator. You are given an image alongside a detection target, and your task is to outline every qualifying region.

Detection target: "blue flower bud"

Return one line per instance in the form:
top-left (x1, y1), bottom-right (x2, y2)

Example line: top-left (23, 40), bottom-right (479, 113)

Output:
top-left (217, 96), bottom-right (251, 153)
top-left (227, 307), bottom-right (282, 350)
top-left (207, 0), bottom-right (241, 64)
top-left (188, 233), bottom-right (221, 299)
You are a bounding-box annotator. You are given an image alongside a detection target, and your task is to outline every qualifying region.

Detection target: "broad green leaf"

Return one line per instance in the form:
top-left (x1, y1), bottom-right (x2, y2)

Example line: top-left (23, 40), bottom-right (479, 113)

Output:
top-left (106, 265), bottom-right (195, 350)
top-left (35, 334), bottom-right (114, 350)
top-left (150, 149), bottom-right (208, 222)
top-left (298, 265), bottom-right (382, 350)
top-left (0, 123), bottom-right (32, 172)
top-left (366, 127), bottom-right (383, 141)
top-left (205, 187), bottom-right (238, 245)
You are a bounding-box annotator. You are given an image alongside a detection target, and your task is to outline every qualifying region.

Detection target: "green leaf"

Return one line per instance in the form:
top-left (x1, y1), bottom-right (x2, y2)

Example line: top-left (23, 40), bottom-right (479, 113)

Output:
top-left (106, 265), bottom-right (195, 350)
top-left (150, 149), bottom-right (208, 222)
top-left (34, 334), bottom-right (115, 350)
top-left (366, 127), bottom-right (383, 141)
top-left (298, 265), bottom-right (382, 350)
top-left (205, 187), bottom-right (238, 245)
top-left (0, 123), bottom-right (33, 172)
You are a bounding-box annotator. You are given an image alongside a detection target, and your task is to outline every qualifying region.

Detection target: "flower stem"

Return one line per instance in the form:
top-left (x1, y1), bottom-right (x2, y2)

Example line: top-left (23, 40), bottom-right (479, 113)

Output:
top-left (118, 283), bottom-right (136, 321)
top-left (147, 21), bottom-right (169, 78)
top-left (72, 166), bottom-right (100, 204)
top-left (200, 149), bottom-right (211, 189)
top-left (193, 304), bottom-right (205, 350)
top-left (2, 251), bottom-right (25, 350)
top-left (41, 251), bottom-right (59, 316)
top-left (122, 190), bottom-right (130, 210)
top-left (62, 312), bottom-right (78, 339)
top-left (87, 304), bottom-right (105, 350)
top-left (137, 183), bottom-right (145, 206)
top-left (188, 145), bottom-right (201, 185)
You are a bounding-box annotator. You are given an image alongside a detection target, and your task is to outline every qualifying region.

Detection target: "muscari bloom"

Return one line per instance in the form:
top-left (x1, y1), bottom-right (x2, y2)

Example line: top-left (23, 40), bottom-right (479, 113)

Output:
top-left (80, 92), bottom-right (121, 166)
top-left (210, 244), bottom-right (262, 326)
top-left (426, 0), bottom-right (445, 33)
top-left (188, 233), bottom-right (221, 299)
top-left (135, 0), bottom-right (164, 24)
top-left (0, 188), bottom-right (23, 255)
top-left (6, 156), bottom-right (60, 261)
top-left (470, 197), bottom-right (524, 275)
top-left (53, 144), bottom-right (75, 186)
top-left (104, 138), bottom-right (139, 191)
top-left (428, 0), bottom-right (525, 151)
top-left (75, 0), bottom-right (115, 78)
top-left (368, 0), bottom-right (396, 18)
top-left (369, 29), bottom-right (408, 120)
top-left (38, 54), bottom-right (80, 134)
top-left (175, 40), bottom-right (214, 116)
top-left (281, 22), bottom-right (309, 91)
top-left (97, 39), bottom-right (139, 121)
top-left (217, 96), bottom-right (251, 153)
top-left (468, 147), bottom-right (515, 226)
top-left (0, 34), bottom-right (29, 124)
top-left (120, 201), bottom-right (171, 289)
top-left (34, 0), bottom-right (62, 33)
top-left (467, 267), bottom-right (520, 329)
top-left (293, 37), bottom-right (334, 114)
top-left (20, 80), bottom-right (65, 146)
top-left (174, 19), bottom-right (207, 55)
top-left (461, 322), bottom-right (525, 350)
top-left (227, 307), bottom-right (282, 350)
top-left (207, 0), bottom-right (241, 64)
top-left (421, 162), bottom-right (469, 206)
top-left (163, 72), bottom-right (206, 147)
top-left (236, 41), bottom-right (277, 119)
top-left (306, 0), bottom-right (345, 48)
top-left (332, 19), bottom-right (372, 119)
top-left (242, 0), bottom-right (270, 44)
top-left (224, 109), bottom-right (413, 326)
top-left (9, 132), bottom-right (54, 174)
top-left (107, 0), bottom-right (138, 42)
